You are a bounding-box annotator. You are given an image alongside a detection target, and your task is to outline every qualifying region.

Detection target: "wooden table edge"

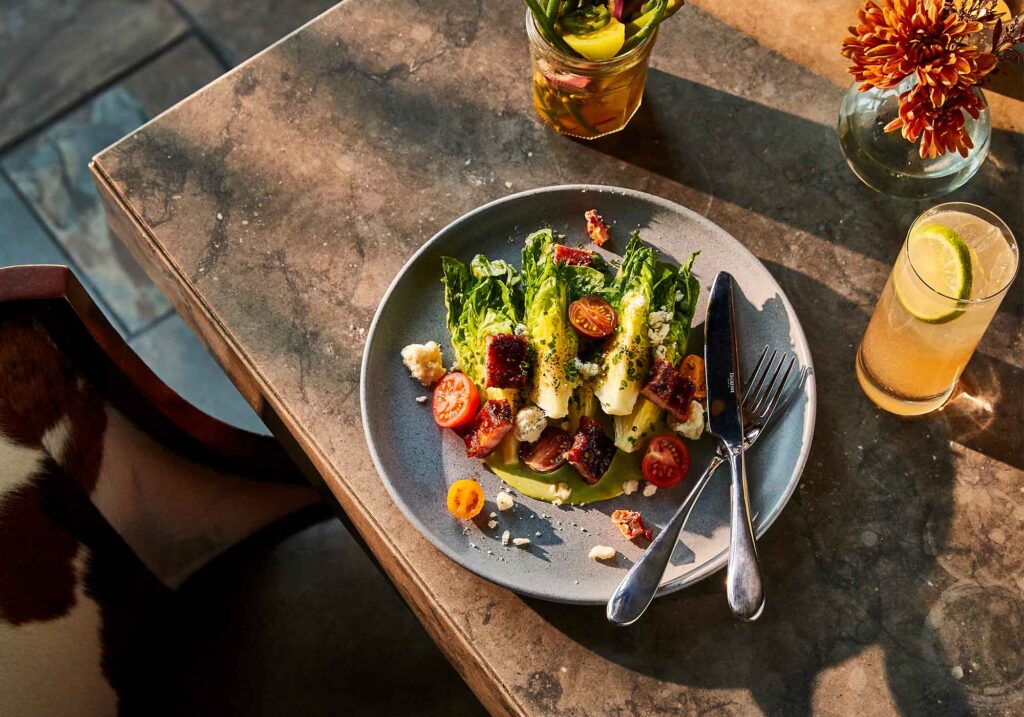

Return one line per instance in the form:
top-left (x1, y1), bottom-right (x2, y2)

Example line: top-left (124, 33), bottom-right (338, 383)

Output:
top-left (89, 158), bottom-right (525, 717)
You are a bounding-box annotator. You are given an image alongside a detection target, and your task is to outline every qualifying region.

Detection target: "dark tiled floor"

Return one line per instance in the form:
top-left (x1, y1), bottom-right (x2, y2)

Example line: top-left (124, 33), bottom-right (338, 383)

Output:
top-left (178, 0), bottom-right (339, 65)
top-left (4, 89), bottom-right (172, 332)
top-left (129, 313), bottom-right (268, 433)
top-left (168, 519), bottom-right (486, 717)
top-left (0, 2), bottom-right (483, 713)
top-left (0, 0), bottom-right (187, 148)
top-left (0, 174), bottom-right (72, 265)
top-left (2, 37), bottom-right (225, 333)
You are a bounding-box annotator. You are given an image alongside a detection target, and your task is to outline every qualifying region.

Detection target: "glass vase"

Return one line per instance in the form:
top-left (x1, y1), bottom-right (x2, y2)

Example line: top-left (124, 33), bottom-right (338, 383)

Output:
top-left (526, 9), bottom-right (657, 140)
top-left (837, 78), bottom-right (991, 199)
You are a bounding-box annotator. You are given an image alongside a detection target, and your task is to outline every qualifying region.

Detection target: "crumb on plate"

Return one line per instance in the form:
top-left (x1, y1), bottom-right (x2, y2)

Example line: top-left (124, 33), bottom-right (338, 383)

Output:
top-left (588, 545), bottom-right (616, 561)
top-left (400, 341), bottom-right (445, 386)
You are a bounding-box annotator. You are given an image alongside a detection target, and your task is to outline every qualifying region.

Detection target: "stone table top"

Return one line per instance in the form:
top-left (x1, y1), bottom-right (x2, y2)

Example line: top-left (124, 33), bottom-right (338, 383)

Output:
top-left (91, 1), bottom-right (1024, 714)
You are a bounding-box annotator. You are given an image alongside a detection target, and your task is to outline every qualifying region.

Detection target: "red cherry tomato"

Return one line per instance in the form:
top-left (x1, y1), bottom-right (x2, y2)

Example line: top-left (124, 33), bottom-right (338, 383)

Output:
top-left (641, 435), bottom-right (691, 488)
top-left (568, 296), bottom-right (617, 339)
top-left (432, 373), bottom-right (479, 428)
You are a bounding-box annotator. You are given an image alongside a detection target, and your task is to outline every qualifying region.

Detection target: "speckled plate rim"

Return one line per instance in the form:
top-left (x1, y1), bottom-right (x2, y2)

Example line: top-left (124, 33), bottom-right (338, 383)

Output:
top-left (360, 184), bottom-right (816, 604)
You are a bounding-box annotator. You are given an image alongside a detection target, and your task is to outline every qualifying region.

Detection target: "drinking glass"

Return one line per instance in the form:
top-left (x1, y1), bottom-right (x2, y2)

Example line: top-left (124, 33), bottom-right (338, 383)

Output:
top-left (856, 203), bottom-right (1018, 416)
top-left (526, 9), bottom-right (656, 140)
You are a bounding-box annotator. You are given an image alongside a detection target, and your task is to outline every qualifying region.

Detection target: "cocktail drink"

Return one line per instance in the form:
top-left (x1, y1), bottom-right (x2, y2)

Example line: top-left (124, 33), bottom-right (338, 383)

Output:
top-left (856, 203), bottom-right (1018, 416)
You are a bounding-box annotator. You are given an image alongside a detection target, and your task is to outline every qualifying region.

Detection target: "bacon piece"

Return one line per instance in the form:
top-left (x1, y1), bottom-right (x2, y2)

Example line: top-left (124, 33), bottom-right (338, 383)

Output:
top-left (459, 399), bottom-right (514, 459)
top-left (553, 244), bottom-right (594, 267)
top-left (584, 210), bottom-right (610, 246)
top-left (519, 427), bottom-right (571, 473)
top-left (566, 416), bottom-right (616, 484)
top-left (641, 359), bottom-right (696, 421)
top-left (485, 334), bottom-right (528, 388)
top-left (611, 510), bottom-right (653, 542)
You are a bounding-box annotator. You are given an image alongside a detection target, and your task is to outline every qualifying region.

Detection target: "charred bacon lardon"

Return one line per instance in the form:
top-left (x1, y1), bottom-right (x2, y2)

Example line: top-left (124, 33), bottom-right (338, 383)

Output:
top-left (566, 416), bottom-right (616, 484)
top-left (584, 210), bottom-right (610, 246)
top-left (641, 359), bottom-right (696, 421)
top-left (519, 427), bottom-right (571, 473)
top-left (611, 509), bottom-right (653, 542)
top-left (459, 399), bottom-right (514, 459)
top-left (485, 334), bottom-right (528, 388)
top-left (553, 244), bottom-right (594, 267)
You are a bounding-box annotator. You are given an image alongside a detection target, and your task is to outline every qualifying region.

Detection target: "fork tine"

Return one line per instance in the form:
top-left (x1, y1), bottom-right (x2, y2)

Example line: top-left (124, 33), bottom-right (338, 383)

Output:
top-left (747, 348), bottom-right (781, 413)
top-left (759, 353), bottom-right (797, 416)
top-left (751, 352), bottom-right (794, 416)
top-left (759, 357), bottom-right (799, 421)
top-left (741, 345), bottom-right (771, 410)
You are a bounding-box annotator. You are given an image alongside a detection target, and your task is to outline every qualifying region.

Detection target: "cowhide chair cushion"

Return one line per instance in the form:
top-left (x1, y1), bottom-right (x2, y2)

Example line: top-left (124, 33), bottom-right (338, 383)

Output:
top-left (0, 316), bottom-right (318, 716)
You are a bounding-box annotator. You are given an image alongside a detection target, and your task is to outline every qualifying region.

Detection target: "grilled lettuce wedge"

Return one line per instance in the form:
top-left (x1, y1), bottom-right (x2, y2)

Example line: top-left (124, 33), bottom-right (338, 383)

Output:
top-left (593, 231), bottom-right (659, 416)
top-left (442, 254), bottom-right (523, 463)
top-left (613, 251), bottom-right (700, 451)
top-left (521, 229), bottom-right (578, 419)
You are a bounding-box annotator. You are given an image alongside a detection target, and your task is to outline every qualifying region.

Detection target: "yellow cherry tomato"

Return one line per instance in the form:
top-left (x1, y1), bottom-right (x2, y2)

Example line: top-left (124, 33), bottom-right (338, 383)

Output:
top-left (446, 479), bottom-right (485, 520)
top-left (679, 354), bottom-right (706, 400)
top-left (563, 18), bottom-right (625, 61)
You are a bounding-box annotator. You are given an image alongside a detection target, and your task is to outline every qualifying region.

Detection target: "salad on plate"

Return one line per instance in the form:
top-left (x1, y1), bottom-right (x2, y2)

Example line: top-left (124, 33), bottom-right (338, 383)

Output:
top-left (401, 210), bottom-right (707, 553)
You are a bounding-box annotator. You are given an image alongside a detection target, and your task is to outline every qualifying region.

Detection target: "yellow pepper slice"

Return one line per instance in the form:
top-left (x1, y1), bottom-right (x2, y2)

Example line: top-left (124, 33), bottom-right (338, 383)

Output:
top-left (563, 18), bottom-right (626, 61)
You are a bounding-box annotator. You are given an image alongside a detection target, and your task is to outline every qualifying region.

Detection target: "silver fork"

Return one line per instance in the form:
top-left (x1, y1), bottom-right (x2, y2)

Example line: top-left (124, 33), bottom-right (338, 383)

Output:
top-left (607, 346), bottom-right (806, 626)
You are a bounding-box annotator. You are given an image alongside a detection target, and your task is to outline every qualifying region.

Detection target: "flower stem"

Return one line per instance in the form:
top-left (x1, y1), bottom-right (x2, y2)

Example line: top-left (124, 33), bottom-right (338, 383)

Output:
top-left (621, 0), bottom-right (667, 52)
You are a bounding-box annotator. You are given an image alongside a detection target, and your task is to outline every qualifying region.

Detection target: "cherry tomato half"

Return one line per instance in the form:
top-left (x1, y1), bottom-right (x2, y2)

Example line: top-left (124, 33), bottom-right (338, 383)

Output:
top-left (432, 373), bottom-right (479, 428)
top-left (641, 435), bottom-right (691, 489)
top-left (446, 479), bottom-right (485, 520)
top-left (569, 296), bottom-right (617, 339)
top-left (678, 355), bottom-right (707, 400)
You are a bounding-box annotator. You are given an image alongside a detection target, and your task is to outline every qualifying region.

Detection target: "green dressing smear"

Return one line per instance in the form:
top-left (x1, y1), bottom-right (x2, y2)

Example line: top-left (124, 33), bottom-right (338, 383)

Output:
top-left (486, 449), bottom-right (644, 505)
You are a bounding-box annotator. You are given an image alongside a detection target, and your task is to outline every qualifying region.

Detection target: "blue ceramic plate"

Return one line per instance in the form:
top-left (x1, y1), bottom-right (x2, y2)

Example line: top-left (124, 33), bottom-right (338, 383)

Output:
top-left (361, 186), bottom-right (815, 604)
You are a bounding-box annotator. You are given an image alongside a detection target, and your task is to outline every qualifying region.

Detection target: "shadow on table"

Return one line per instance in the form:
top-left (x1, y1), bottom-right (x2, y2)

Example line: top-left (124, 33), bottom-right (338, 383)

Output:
top-left (523, 75), bottom-right (1024, 716)
top-left (587, 69), bottom-right (1023, 313)
top-left (526, 263), bottom-right (1024, 715)
top-left (105, 30), bottom-right (1023, 713)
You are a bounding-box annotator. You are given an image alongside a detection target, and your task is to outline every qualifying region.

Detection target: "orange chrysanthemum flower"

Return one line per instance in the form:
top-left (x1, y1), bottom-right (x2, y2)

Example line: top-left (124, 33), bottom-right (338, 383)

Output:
top-left (842, 0), bottom-right (990, 90)
top-left (884, 83), bottom-right (985, 158)
top-left (843, 0), bottom-right (1000, 157)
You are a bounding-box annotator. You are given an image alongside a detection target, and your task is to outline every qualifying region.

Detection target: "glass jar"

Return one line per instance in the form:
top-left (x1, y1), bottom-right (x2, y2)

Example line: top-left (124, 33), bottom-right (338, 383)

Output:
top-left (526, 9), bottom-right (657, 140)
top-left (837, 77), bottom-right (991, 199)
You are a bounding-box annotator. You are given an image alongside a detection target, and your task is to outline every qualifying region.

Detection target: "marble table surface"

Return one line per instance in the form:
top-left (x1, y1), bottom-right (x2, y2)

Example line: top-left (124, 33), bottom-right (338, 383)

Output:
top-left (91, 1), bottom-right (1024, 714)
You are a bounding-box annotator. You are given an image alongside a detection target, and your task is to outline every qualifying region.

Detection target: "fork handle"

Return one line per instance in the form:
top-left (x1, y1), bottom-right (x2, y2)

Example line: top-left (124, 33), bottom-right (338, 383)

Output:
top-left (606, 455), bottom-right (724, 626)
top-left (725, 447), bottom-right (764, 621)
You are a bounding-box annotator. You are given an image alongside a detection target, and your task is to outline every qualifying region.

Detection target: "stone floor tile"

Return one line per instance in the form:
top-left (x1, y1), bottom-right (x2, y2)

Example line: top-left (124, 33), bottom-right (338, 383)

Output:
top-left (0, 175), bottom-right (69, 266)
top-left (179, 0), bottom-right (338, 64)
top-left (130, 313), bottom-right (267, 434)
top-left (1, 37), bottom-right (224, 334)
top-left (0, 0), bottom-right (188, 148)
top-left (167, 518), bottom-right (487, 716)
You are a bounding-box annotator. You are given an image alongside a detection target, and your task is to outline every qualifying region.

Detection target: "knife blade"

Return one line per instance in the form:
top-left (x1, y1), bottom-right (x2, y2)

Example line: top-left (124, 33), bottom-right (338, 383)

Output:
top-left (704, 272), bottom-right (744, 448)
top-left (703, 271), bottom-right (765, 621)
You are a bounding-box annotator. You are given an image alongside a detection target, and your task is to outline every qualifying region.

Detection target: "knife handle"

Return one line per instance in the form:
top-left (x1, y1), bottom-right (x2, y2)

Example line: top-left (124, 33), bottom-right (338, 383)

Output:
top-left (725, 448), bottom-right (765, 621)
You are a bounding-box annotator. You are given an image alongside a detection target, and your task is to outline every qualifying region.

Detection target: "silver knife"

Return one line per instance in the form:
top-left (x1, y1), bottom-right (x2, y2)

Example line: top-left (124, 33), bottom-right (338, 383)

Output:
top-left (705, 271), bottom-right (764, 621)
